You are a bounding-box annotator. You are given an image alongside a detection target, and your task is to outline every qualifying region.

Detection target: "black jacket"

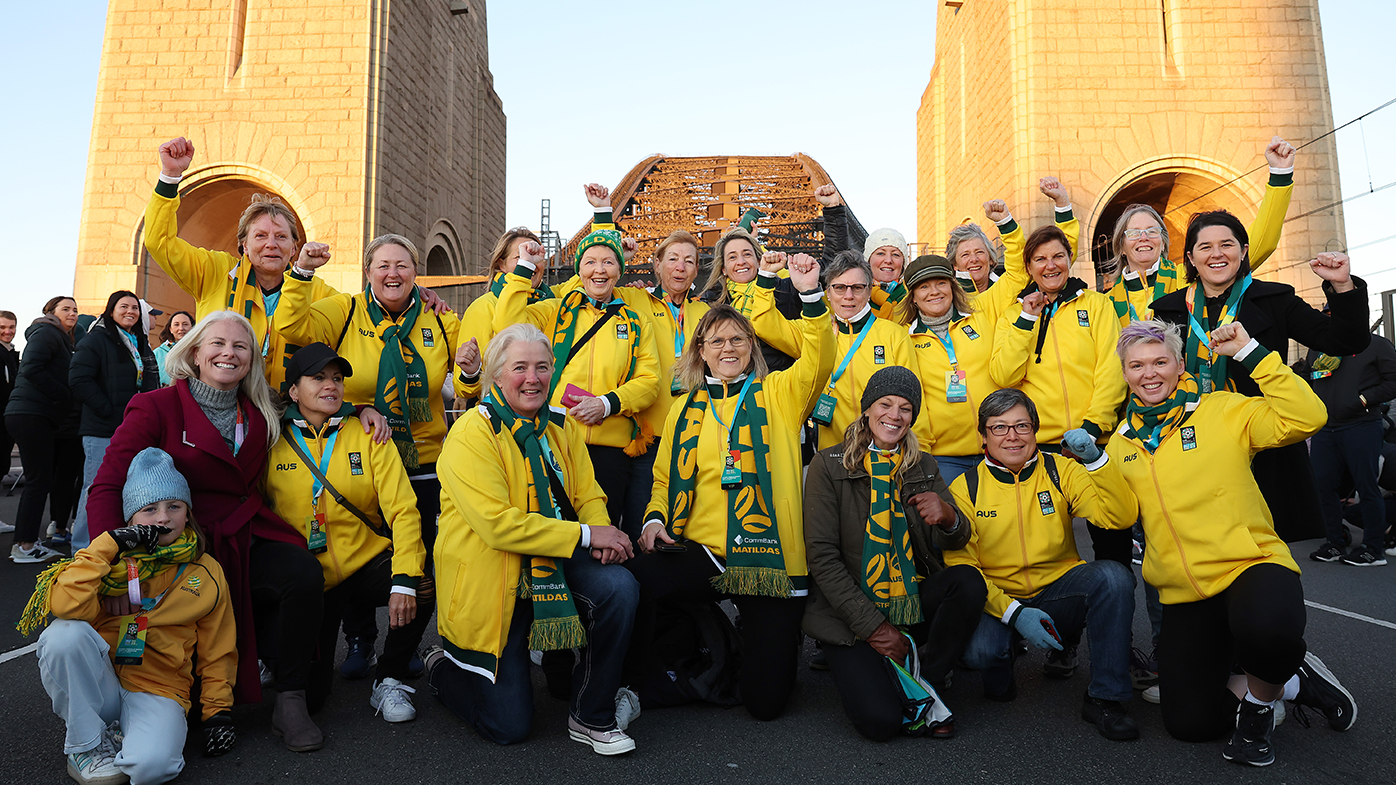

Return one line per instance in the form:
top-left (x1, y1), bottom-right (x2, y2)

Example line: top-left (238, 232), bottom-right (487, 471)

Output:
top-left (0, 342), bottom-right (18, 410)
top-left (69, 317), bottom-right (161, 438)
top-left (1297, 334), bottom-right (1396, 427)
top-left (4, 316), bottom-right (76, 427)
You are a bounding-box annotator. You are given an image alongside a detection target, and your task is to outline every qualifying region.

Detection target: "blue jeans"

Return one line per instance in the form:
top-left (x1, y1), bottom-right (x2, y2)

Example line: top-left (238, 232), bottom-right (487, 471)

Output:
top-left (962, 560), bottom-right (1135, 702)
top-left (932, 454), bottom-right (981, 486)
top-left (1311, 420), bottom-right (1386, 551)
top-left (71, 436), bottom-right (111, 550)
top-left (430, 547), bottom-right (639, 744)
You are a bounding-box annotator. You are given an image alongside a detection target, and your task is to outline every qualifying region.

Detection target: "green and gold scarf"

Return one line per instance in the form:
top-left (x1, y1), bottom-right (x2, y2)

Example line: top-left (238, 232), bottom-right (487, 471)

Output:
top-left (665, 380), bottom-right (794, 597)
top-left (365, 288), bottom-right (431, 469)
top-left (483, 386), bottom-right (586, 651)
top-left (489, 272), bottom-right (554, 303)
top-left (547, 289), bottom-right (652, 456)
top-left (1122, 372), bottom-right (1202, 453)
top-left (16, 530), bottom-right (200, 636)
top-left (1108, 259), bottom-right (1177, 324)
top-left (862, 447), bottom-right (922, 626)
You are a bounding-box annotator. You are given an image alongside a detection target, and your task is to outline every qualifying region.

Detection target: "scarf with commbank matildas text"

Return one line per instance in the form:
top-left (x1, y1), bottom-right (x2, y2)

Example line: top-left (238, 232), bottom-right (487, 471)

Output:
top-left (1122, 372), bottom-right (1202, 453)
top-left (547, 289), bottom-right (653, 456)
top-left (482, 386), bottom-right (586, 651)
top-left (16, 530), bottom-right (201, 636)
top-left (862, 446), bottom-right (923, 626)
top-left (665, 380), bottom-right (794, 597)
top-left (365, 288), bottom-right (431, 469)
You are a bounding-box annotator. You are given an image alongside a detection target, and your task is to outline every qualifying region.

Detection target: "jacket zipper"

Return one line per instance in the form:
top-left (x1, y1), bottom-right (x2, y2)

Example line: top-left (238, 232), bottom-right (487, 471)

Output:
top-left (1143, 448), bottom-right (1206, 599)
top-left (1050, 319), bottom-right (1071, 433)
top-left (1014, 480), bottom-right (1034, 595)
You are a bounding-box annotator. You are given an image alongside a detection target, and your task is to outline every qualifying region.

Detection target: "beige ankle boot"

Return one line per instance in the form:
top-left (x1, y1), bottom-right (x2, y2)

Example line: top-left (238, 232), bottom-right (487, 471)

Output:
top-left (272, 690), bottom-right (323, 752)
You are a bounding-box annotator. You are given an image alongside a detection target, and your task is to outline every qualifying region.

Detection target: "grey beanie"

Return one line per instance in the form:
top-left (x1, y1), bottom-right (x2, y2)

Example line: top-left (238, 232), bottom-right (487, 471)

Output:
top-left (123, 447), bottom-right (193, 521)
top-left (861, 366), bottom-right (922, 424)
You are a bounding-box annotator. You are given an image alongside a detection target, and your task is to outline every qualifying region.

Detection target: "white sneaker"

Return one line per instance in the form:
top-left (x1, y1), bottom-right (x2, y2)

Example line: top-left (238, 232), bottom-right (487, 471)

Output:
top-left (614, 686), bottom-right (641, 731)
top-left (1142, 685), bottom-right (1161, 704)
top-left (67, 722), bottom-right (126, 784)
top-left (369, 677), bottom-right (417, 722)
top-left (11, 543), bottom-right (63, 563)
top-left (0, 519), bottom-right (14, 534)
top-left (46, 521), bottom-right (57, 539)
top-left (568, 716), bottom-right (635, 755)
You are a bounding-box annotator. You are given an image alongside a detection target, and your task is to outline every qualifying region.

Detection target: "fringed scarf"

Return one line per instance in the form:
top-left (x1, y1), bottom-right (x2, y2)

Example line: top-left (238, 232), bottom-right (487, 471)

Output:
top-left (665, 380), bottom-right (792, 597)
top-left (16, 530), bottom-right (200, 637)
top-left (1122, 372), bottom-right (1202, 453)
top-left (862, 446), bottom-right (923, 626)
top-left (1108, 259), bottom-right (1177, 324)
top-left (365, 287), bottom-right (431, 469)
top-left (547, 289), bottom-right (653, 456)
top-left (482, 387), bottom-right (586, 651)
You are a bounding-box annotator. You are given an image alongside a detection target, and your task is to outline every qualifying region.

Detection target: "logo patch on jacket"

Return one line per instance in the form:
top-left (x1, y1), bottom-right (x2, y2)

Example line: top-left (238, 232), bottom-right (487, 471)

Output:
top-left (421, 328), bottom-right (434, 347)
top-left (349, 452), bottom-right (364, 475)
top-left (616, 322), bottom-right (629, 340)
top-left (1037, 490), bottom-right (1056, 516)
top-left (1181, 426), bottom-right (1197, 451)
top-left (874, 345), bottom-right (886, 364)
top-left (1076, 310), bottom-right (1090, 327)
top-left (962, 325), bottom-right (980, 340)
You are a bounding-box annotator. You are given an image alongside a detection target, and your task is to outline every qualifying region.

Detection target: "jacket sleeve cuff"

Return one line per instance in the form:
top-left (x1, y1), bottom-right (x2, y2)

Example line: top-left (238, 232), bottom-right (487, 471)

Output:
top-left (757, 272), bottom-right (778, 289)
top-left (1002, 600), bottom-right (1023, 626)
top-left (1082, 452), bottom-right (1109, 471)
top-left (1234, 339), bottom-right (1267, 370)
top-left (288, 267), bottom-right (314, 282)
top-left (801, 297), bottom-right (828, 318)
top-left (579, 523), bottom-right (591, 548)
top-left (154, 179), bottom-right (179, 199)
top-left (512, 261), bottom-right (537, 277)
top-left (390, 584), bottom-right (417, 598)
top-left (1013, 313), bottom-right (1038, 330)
top-left (391, 575), bottom-right (420, 592)
top-left (603, 392), bottom-right (621, 416)
top-left (995, 215), bottom-right (1018, 233)
top-left (1081, 420), bottom-right (1104, 439)
top-left (458, 370), bottom-right (479, 385)
top-left (592, 207), bottom-right (614, 225)
top-left (1054, 205), bottom-right (1075, 221)
top-left (1268, 169), bottom-right (1294, 185)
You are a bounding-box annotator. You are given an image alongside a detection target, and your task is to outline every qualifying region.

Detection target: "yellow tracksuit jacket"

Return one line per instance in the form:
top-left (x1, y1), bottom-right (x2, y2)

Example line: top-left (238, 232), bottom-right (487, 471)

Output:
top-left (436, 410), bottom-right (609, 680)
top-left (1103, 348), bottom-right (1325, 604)
top-left (1106, 175), bottom-right (1295, 325)
top-left (990, 286), bottom-right (1127, 443)
top-left (946, 452), bottom-right (1138, 620)
top-left (494, 265), bottom-right (661, 450)
top-left (261, 408), bottom-right (426, 592)
top-left (818, 308), bottom-right (926, 449)
top-left (142, 183), bottom-right (339, 392)
top-left (50, 535), bottom-right (237, 720)
top-left (647, 296), bottom-right (836, 574)
top-left (276, 271), bottom-right (460, 467)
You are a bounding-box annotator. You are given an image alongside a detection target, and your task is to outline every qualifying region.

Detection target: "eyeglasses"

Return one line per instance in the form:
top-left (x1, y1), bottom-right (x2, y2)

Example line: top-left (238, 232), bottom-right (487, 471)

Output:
top-left (1124, 227), bottom-right (1163, 240)
top-left (986, 422), bottom-right (1035, 436)
top-left (827, 283), bottom-right (870, 296)
top-left (701, 336), bottom-right (749, 350)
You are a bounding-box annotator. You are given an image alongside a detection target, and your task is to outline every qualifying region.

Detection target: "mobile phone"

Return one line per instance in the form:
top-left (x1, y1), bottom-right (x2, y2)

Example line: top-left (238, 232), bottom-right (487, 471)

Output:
top-left (1041, 618), bottom-right (1062, 644)
top-left (655, 542), bottom-right (688, 553)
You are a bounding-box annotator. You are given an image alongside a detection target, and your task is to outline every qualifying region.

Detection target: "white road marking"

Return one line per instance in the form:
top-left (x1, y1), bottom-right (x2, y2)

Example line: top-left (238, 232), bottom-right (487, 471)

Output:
top-left (0, 641), bottom-right (38, 664)
top-left (1306, 600), bottom-right (1396, 631)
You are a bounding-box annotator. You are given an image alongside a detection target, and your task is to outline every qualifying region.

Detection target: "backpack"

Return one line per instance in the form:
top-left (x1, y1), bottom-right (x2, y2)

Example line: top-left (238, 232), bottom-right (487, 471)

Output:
top-left (964, 452), bottom-right (1062, 506)
top-left (635, 600), bottom-right (742, 709)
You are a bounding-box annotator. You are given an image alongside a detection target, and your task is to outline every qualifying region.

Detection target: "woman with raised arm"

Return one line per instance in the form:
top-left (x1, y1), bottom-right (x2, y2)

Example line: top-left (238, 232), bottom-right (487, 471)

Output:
top-left (454, 227), bottom-right (549, 407)
top-left (948, 177), bottom-right (1079, 296)
top-left (627, 254), bottom-right (834, 721)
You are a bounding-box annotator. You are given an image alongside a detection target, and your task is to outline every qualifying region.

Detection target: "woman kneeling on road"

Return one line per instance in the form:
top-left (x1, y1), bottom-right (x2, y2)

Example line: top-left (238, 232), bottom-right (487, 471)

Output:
top-left (24, 448), bottom-right (236, 785)
top-left (803, 366), bottom-right (984, 741)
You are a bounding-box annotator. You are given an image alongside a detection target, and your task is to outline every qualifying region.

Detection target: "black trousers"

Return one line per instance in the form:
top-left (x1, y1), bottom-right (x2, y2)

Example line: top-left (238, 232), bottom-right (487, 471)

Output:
top-left (6, 415), bottom-right (82, 543)
top-left (626, 544), bottom-right (806, 721)
top-left (318, 550), bottom-right (434, 688)
top-left (340, 475), bottom-right (442, 646)
top-left (1158, 563), bottom-right (1306, 742)
top-left (249, 538), bottom-right (325, 695)
top-left (587, 445), bottom-right (637, 537)
top-left (823, 564), bottom-right (986, 741)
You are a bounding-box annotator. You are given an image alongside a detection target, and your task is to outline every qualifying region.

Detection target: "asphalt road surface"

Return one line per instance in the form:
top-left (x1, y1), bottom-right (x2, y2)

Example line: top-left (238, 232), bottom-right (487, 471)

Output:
top-left (1, 487), bottom-right (1392, 785)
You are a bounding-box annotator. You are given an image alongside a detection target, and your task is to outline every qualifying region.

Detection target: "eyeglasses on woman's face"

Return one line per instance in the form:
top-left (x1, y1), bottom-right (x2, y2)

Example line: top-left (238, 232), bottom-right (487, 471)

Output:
top-left (986, 422), bottom-right (1035, 436)
top-left (701, 336), bottom-right (749, 350)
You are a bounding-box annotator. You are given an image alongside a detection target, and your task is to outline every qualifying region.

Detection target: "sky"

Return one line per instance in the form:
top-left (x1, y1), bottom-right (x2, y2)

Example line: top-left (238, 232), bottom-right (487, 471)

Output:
top-left (2, 1), bottom-right (1394, 348)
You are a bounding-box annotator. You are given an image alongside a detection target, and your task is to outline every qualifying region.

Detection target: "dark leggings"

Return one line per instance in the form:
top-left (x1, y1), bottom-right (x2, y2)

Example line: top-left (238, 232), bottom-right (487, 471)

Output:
top-left (626, 544), bottom-right (806, 721)
top-left (1158, 563), bottom-right (1306, 742)
top-left (318, 550), bottom-right (434, 689)
top-left (823, 564), bottom-right (986, 741)
top-left (339, 475), bottom-right (442, 648)
top-left (249, 538), bottom-right (325, 695)
top-left (6, 414), bottom-right (82, 543)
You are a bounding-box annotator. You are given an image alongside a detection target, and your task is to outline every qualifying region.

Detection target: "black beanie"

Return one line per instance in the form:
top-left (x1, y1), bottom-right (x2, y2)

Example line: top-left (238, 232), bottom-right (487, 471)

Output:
top-left (861, 366), bottom-right (922, 424)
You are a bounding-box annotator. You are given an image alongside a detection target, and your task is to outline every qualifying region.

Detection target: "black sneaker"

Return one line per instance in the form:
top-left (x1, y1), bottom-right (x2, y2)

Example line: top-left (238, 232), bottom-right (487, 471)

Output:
top-left (1130, 646), bottom-right (1159, 689)
top-left (1339, 547), bottom-right (1387, 567)
top-left (1223, 699), bottom-right (1276, 766)
top-left (1309, 542), bottom-right (1344, 562)
top-left (1081, 694), bottom-right (1140, 740)
top-left (1293, 652), bottom-right (1357, 731)
top-left (340, 637), bottom-right (377, 680)
top-left (809, 647), bottom-right (829, 671)
top-left (1044, 646), bottom-right (1078, 679)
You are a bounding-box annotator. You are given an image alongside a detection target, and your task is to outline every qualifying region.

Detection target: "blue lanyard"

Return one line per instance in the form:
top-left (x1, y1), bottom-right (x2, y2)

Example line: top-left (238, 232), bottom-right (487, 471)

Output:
top-left (829, 315), bottom-right (876, 390)
top-left (666, 300), bottom-right (686, 357)
top-left (290, 426), bottom-right (339, 506)
top-left (1186, 274), bottom-right (1252, 345)
top-left (929, 324), bottom-right (959, 370)
top-left (137, 563), bottom-right (189, 612)
top-left (538, 433), bottom-right (565, 485)
top-left (261, 289), bottom-right (282, 358)
top-left (709, 374), bottom-right (754, 451)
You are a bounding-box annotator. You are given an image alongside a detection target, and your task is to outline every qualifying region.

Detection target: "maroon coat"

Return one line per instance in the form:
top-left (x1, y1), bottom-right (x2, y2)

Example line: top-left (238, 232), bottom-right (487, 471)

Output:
top-left (87, 379), bottom-right (304, 703)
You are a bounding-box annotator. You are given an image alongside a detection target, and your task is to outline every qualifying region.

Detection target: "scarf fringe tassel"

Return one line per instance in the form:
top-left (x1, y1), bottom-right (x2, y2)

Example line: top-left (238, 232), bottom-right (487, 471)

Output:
top-left (887, 592), bottom-right (923, 628)
top-left (711, 566), bottom-right (794, 599)
top-left (528, 616), bottom-right (588, 651)
top-left (16, 559), bottom-right (74, 637)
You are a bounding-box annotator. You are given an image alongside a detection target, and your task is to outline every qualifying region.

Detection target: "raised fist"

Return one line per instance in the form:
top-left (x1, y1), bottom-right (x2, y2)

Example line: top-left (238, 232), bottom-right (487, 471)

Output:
top-left (760, 251), bottom-right (788, 273)
top-left (1020, 291), bottom-right (1048, 317)
top-left (1265, 136), bottom-right (1296, 170)
top-left (159, 137), bottom-right (195, 178)
top-left (788, 253), bottom-right (820, 291)
top-left (519, 240), bottom-right (546, 266)
top-left (1208, 322), bottom-right (1253, 357)
top-left (455, 337), bottom-right (481, 376)
top-left (1038, 177), bottom-right (1070, 208)
top-left (297, 242), bottom-right (332, 271)
top-left (108, 524), bottom-right (171, 555)
top-left (584, 183), bottom-right (611, 209)
top-left (983, 199), bottom-right (1011, 224)
top-left (1309, 251), bottom-right (1352, 287)
top-left (621, 236), bottom-right (637, 263)
top-left (813, 184), bottom-right (842, 209)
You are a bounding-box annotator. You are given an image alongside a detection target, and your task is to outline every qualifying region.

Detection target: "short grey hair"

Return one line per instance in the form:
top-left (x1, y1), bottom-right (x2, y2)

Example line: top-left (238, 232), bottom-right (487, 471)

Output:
top-left (1116, 319), bottom-right (1184, 364)
top-left (824, 249), bottom-right (872, 288)
top-left (482, 323), bottom-right (553, 391)
top-left (977, 389), bottom-right (1039, 435)
top-left (945, 223), bottom-right (1001, 267)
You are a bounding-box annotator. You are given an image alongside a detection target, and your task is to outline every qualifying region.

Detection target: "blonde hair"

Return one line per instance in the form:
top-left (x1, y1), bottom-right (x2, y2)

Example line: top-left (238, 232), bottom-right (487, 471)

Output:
top-left (840, 415), bottom-right (923, 480)
top-left (236, 194), bottom-right (300, 253)
top-left (672, 305), bottom-right (769, 391)
top-left (487, 227), bottom-right (542, 276)
top-left (481, 323), bottom-right (553, 393)
top-left (364, 233), bottom-right (421, 272)
top-left (164, 311), bottom-right (282, 446)
top-left (699, 227), bottom-right (761, 305)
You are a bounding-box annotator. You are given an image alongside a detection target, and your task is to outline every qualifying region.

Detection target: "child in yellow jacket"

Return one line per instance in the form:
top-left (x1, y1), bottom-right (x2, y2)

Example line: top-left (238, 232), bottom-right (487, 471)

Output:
top-left (22, 447), bottom-right (237, 784)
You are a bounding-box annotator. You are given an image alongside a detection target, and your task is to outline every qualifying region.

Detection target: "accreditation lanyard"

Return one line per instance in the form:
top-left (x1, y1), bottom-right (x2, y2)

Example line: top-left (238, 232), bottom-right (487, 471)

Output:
top-left (538, 433), bottom-right (566, 485)
top-left (260, 289), bottom-right (282, 359)
top-left (828, 316), bottom-right (876, 392)
top-left (708, 375), bottom-right (754, 488)
top-left (1184, 274), bottom-right (1251, 390)
top-left (930, 326), bottom-right (969, 403)
top-left (116, 562), bottom-right (189, 666)
top-left (233, 404), bottom-right (248, 456)
top-left (290, 425), bottom-right (338, 553)
top-left (666, 300), bottom-right (686, 357)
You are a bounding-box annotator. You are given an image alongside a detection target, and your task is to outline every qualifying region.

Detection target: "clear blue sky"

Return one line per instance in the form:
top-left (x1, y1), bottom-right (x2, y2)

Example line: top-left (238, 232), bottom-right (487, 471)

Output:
top-left (2, 1), bottom-right (1393, 347)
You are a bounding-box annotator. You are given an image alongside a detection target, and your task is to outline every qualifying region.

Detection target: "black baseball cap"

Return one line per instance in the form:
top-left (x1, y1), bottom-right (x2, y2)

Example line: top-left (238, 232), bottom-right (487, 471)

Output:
top-left (286, 342), bottom-right (354, 380)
